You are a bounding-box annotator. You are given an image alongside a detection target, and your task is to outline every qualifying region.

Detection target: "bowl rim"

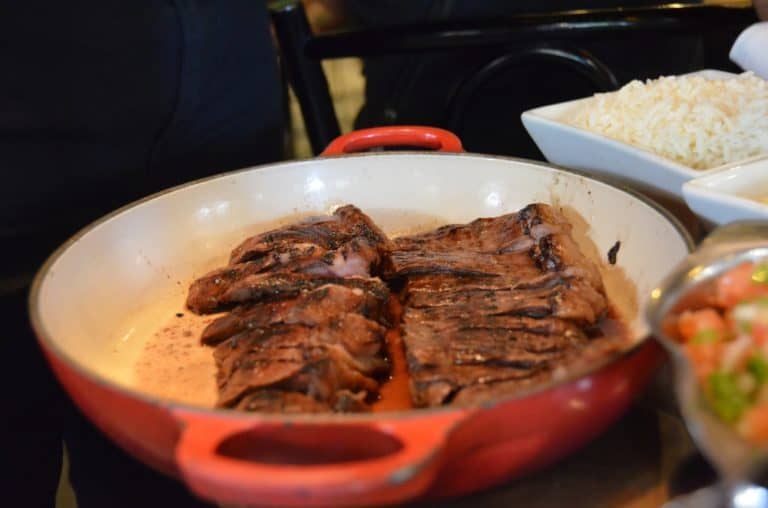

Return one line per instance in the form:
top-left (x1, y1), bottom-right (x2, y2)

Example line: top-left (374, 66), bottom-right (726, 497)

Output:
top-left (684, 155), bottom-right (768, 190)
top-left (28, 151), bottom-right (695, 422)
top-left (682, 155), bottom-right (768, 221)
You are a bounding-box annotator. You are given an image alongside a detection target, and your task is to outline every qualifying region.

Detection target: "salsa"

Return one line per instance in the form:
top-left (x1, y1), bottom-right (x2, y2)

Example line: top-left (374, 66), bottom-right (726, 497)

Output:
top-left (675, 261), bottom-right (768, 444)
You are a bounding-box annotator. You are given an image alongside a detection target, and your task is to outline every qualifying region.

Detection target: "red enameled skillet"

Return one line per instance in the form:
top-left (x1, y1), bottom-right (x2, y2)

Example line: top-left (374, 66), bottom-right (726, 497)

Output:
top-left (30, 126), bottom-right (692, 506)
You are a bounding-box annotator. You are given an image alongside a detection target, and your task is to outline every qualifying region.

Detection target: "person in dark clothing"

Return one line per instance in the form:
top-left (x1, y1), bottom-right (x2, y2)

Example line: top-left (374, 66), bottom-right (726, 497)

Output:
top-left (757, 0), bottom-right (768, 19)
top-left (1, 2), bottom-right (285, 507)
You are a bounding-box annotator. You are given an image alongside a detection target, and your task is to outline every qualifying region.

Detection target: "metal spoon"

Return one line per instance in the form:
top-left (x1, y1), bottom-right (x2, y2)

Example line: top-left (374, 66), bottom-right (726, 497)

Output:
top-left (647, 221), bottom-right (768, 508)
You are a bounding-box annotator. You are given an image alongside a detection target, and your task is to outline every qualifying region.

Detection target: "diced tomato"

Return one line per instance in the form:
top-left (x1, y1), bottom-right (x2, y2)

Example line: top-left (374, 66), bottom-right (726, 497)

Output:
top-left (755, 323), bottom-right (768, 346)
top-left (740, 405), bottom-right (768, 444)
top-left (683, 342), bottom-right (723, 382)
top-left (677, 308), bottom-right (727, 343)
top-left (679, 261), bottom-right (768, 445)
top-left (715, 262), bottom-right (768, 308)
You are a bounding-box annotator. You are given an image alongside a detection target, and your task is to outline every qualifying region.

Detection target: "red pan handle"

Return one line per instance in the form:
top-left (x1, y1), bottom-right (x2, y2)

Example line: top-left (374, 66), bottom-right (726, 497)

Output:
top-left (321, 126), bottom-right (464, 156)
top-left (172, 410), bottom-right (467, 507)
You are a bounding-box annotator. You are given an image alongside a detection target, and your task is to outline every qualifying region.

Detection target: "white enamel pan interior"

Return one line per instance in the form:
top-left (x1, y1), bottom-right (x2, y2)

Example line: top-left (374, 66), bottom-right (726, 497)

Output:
top-left (32, 152), bottom-right (693, 409)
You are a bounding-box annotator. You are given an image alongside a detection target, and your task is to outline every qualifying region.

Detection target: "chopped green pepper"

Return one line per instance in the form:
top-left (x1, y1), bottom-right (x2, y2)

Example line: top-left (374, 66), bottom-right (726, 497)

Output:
top-left (693, 329), bottom-right (719, 344)
top-left (748, 354), bottom-right (768, 385)
top-left (740, 320), bottom-right (754, 334)
top-left (752, 264), bottom-right (768, 284)
top-left (708, 371), bottom-right (750, 423)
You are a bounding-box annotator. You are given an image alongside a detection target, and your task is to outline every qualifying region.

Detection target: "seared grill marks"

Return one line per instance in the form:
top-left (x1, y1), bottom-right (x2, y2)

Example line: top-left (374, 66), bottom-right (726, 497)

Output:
top-left (213, 315), bottom-right (388, 409)
top-left (388, 204), bottom-right (612, 407)
top-left (186, 202), bottom-right (626, 413)
top-left (186, 205), bottom-right (392, 413)
top-left (200, 282), bottom-right (388, 346)
top-left (187, 205), bottom-right (391, 314)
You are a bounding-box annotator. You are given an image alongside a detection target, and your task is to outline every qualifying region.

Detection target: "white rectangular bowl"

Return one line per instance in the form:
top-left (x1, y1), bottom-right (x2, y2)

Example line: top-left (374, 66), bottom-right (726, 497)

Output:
top-left (520, 69), bottom-right (739, 201)
top-left (683, 156), bottom-right (768, 226)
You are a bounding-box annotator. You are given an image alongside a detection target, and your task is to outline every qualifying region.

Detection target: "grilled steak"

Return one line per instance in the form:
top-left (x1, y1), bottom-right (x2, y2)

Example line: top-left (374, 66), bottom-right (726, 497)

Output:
top-left (392, 203), bottom-right (613, 407)
top-left (235, 390), bottom-right (332, 413)
top-left (403, 275), bottom-right (606, 325)
top-left (187, 205), bottom-right (393, 413)
top-left (390, 204), bottom-right (603, 289)
top-left (201, 282), bottom-right (389, 345)
top-left (188, 269), bottom-right (389, 315)
top-left (229, 204), bottom-right (392, 265)
top-left (187, 206), bottom-right (392, 314)
top-left (186, 202), bottom-right (625, 414)
top-left (213, 314), bottom-right (388, 408)
top-left (233, 389), bottom-right (369, 413)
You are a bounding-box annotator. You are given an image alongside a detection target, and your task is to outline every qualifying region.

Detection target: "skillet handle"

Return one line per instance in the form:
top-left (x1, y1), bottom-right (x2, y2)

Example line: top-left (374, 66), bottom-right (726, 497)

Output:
top-left (321, 126), bottom-right (464, 155)
top-left (172, 410), bottom-right (466, 507)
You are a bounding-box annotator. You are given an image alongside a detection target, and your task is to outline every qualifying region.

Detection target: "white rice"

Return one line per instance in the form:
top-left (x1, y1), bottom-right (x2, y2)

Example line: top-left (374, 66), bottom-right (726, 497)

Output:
top-left (565, 72), bottom-right (768, 170)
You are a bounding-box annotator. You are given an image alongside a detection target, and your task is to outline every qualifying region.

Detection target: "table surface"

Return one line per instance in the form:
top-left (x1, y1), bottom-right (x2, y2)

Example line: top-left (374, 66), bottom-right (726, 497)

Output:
top-left (421, 403), bottom-right (700, 508)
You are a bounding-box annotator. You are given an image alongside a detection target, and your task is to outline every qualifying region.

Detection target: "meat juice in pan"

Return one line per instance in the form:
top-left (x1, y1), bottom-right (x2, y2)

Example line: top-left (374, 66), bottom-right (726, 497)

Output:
top-left (134, 312), bottom-right (219, 407)
top-left (136, 206), bottom-right (628, 411)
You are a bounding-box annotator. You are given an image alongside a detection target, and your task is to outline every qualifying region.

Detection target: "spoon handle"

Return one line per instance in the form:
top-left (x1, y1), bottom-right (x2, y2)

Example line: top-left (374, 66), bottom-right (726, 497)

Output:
top-left (665, 483), bottom-right (768, 508)
top-left (663, 485), bottom-right (725, 508)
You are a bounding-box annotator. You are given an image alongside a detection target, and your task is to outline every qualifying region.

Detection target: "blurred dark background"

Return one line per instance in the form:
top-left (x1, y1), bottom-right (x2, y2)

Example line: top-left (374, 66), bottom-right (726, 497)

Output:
top-left (285, 0), bottom-right (756, 159)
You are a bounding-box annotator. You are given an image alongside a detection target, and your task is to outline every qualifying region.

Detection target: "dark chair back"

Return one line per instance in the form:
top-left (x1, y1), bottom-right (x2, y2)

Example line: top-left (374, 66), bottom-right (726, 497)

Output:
top-left (270, 2), bottom-right (757, 156)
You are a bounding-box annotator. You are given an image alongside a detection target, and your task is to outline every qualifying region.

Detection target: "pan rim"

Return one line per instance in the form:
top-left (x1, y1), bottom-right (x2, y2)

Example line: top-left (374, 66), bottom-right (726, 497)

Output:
top-left (28, 151), bottom-right (695, 421)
